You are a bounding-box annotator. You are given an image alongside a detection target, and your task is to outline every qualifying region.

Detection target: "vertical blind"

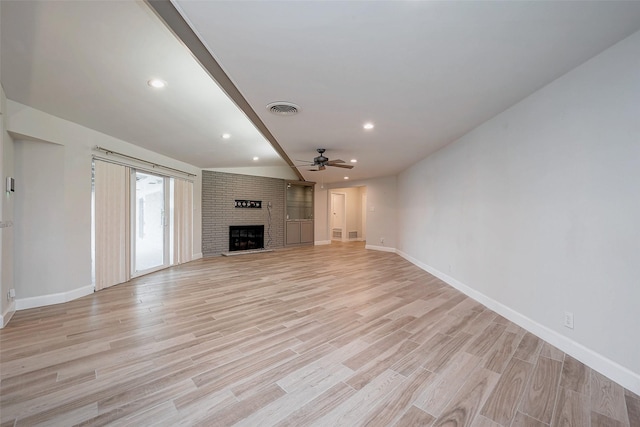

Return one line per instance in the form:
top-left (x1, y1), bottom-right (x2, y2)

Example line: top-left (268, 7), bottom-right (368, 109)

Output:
top-left (173, 178), bottom-right (193, 265)
top-left (94, 160), bottom-right (131, 291)
top-left (94, 159), bottom-right (194, 291)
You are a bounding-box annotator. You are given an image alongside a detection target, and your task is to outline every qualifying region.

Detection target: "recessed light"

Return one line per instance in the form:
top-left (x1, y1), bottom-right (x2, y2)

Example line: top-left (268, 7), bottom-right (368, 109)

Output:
top-left (147, 78), bottom-right (166, 89)
top-left (222, 133), bottom-right (231, 139)
top-left (350, 159), bottom-right (357, 163)
top-left (363, 122), bottom-right (374, 130)
top-left (253, 156), bottom-right (259, 161)
top-left (344, 176), bottom-right (349, 180)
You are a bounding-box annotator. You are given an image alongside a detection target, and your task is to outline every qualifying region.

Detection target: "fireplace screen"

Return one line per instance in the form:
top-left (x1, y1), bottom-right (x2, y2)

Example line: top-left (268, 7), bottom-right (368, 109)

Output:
top-left (229, 225), bottom-right (264, 252)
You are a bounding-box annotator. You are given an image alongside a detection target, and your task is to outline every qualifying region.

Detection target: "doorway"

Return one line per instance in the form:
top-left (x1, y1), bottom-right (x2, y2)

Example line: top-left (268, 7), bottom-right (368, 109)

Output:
top-left (328, 186), bottom-right (367, 243)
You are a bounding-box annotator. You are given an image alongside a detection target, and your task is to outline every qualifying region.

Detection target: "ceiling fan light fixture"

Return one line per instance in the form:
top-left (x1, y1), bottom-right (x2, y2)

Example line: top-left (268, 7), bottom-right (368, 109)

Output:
top-left (266, 101), bottom-right (300, 116)
top-left (296, 149), bottom-right (355, 172)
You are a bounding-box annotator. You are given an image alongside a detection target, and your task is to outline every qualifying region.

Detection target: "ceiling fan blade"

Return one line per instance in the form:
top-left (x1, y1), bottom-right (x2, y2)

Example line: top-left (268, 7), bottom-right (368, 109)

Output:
top-left (327, 159), bottom-right (345, 164)
top-left (328, 163), bottom-right (354, 169)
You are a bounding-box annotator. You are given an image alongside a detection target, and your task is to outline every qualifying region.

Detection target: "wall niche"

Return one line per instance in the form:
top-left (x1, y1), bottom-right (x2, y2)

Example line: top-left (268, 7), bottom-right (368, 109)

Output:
top-left (285, 181), bottom-right (314, 246)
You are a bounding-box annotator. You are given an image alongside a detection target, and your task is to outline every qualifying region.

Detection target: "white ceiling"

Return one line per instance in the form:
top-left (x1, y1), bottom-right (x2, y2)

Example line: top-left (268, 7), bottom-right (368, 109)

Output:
top-left (0, 1), bottom-right (288, 170)
top-left (3, 1), bottom-right (640, 184)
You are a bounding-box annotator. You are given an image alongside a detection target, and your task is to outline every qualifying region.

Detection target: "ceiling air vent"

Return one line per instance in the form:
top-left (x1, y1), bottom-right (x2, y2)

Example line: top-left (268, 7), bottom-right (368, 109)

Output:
top-left (266, 102), bottom-right (300, 116)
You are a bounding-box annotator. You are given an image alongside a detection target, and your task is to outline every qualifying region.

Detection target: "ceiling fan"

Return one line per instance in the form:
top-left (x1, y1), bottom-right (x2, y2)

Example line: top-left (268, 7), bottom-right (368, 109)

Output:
top-left (296, 148), bottom-right (354, 171)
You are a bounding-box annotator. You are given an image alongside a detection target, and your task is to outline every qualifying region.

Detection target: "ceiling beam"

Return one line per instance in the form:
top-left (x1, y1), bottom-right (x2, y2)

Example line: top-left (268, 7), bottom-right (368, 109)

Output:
top-left (144, 0), bottom-right (305, 181)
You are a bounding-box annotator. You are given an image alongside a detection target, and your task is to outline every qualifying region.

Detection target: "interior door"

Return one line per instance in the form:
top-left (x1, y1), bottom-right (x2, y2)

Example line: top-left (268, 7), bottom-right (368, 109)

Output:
top-left (331, 192), bottom-right (346, 241)
top-left (132, 171), bottom-right (169, 275)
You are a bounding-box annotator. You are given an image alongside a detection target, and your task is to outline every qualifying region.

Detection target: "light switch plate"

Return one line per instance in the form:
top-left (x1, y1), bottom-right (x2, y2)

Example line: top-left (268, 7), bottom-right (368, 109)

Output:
top-left (6, 177), bottom-right (15, 192)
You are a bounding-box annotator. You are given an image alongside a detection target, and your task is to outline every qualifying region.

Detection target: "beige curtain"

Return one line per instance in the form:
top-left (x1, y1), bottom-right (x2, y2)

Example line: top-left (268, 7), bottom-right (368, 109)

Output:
top-left (173, 178), bottom-right (193, 264)
top-left (94, 160), bottom-right (130, 291)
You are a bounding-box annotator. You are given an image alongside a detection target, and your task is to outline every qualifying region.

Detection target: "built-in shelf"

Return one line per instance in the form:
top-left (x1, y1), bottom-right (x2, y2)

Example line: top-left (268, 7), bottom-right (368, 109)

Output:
top-left (285, 181), bottom-right (314, 246)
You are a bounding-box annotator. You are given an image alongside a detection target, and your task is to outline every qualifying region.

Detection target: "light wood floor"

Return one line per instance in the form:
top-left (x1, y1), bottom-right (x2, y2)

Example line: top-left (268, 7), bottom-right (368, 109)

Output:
top-left (1, 242), bottom-right (638, 426)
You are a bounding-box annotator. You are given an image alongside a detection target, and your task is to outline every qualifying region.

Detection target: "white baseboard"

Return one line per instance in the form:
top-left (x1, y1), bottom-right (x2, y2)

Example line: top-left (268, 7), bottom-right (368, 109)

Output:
top-left (314, 240), bottom-right (331, 246)
top-left (365, 244), bottom-right (397, 253)
top-left (15, 284), bottom-right (95, 311)
top-left (396, 249), bottom-right (640, 396)
top-left (1, 301), bottom-right (16, 328)
top-left (192, 252), bottom-right (203, 260)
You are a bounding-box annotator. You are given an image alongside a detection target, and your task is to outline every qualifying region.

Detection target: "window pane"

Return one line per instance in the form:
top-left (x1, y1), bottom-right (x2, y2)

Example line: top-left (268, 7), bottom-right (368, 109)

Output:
top-left (135, 172), bottom-right (164, 271)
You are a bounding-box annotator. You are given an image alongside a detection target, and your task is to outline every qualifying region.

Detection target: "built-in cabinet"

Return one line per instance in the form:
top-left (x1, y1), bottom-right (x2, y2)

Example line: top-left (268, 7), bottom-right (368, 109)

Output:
top-left (285, 181), bottom-right (314, 246)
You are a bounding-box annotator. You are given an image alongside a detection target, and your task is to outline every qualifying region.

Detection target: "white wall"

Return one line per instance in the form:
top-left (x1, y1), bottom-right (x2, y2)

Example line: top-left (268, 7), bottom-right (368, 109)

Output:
top-left (314, 185), bottom-right (329, 243)
top-left (0, 84), bottom-right (17, 326)
top-left (360, 176), bottom-right (396, 250)
top-left (6, 101), bottom-right (203, 308)
top-left (344, 187), bottom-right (362, 239)
top-left (397, 31), bottom-right (640, 393)
top-left (14, 140), bottom-right (67, 299)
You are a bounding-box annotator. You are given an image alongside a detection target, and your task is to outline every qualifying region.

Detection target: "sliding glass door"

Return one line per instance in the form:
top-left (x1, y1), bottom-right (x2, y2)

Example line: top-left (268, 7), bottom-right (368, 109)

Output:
top-left (93, 159), bottom-right (191, 290)
top-left (132, 171), bottom-right (170, 275)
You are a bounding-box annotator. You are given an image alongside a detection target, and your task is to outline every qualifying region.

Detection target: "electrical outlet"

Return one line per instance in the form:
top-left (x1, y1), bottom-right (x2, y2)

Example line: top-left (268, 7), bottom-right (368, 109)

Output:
top-left (564, 311), bottom-right (574, 329)
top-left (9, 289), bottom-right (15, 298)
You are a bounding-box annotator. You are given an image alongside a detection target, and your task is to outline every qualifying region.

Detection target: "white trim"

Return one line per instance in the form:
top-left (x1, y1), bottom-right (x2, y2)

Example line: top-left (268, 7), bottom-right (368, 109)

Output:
top-left (365, 244), bottom-right (396, 253)
top-left (192, 252), bottom-right (203, 260)
top-left (15, 284), bottom-right (95, 311)
top-left (396, 249), bottom-right (640, 396)
top-left (1, 301), bottom-right (16, 328)
top-left (315, 240), bottom-right (331, 246)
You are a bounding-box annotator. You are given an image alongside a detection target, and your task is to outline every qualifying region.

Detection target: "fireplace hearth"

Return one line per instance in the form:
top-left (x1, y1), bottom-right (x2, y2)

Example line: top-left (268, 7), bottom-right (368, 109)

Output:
top-left (229, 225), bottom-right (264, 252)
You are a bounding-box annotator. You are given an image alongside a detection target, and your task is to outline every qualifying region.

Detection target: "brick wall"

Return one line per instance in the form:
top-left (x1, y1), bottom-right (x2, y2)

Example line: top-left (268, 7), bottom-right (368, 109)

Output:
top-left (202, 171), bottom-right (285, 256)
